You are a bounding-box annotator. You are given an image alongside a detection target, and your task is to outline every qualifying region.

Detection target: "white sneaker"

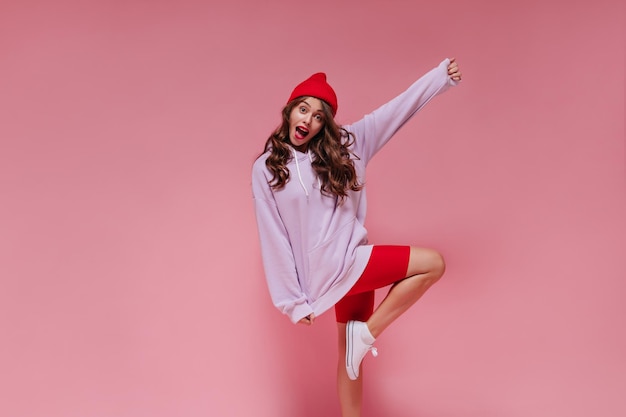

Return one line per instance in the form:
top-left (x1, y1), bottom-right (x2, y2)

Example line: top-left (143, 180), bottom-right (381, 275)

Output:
top-left (346, 320), bottom-right (378, 380)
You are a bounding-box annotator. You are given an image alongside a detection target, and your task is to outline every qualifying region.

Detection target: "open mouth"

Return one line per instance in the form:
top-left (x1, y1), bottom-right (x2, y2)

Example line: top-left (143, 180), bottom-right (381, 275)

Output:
top-left (295, 126), bottom-right (309, 139)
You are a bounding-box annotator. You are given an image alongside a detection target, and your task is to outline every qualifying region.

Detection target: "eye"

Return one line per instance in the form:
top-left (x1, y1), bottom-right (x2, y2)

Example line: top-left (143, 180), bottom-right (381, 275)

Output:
top-left (314, 114), bottom-right (323, 122)
top-left (299, 106), bottom-right (307, 113)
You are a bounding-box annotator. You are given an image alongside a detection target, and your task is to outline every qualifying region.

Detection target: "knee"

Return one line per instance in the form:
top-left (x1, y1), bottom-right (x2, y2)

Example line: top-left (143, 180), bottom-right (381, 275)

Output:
top-left (419, 248), bottom-right (445, 282)
top-left (428, 250), bottom-right (446, 281)
top-left (407, 247), bottom-right (446, 281)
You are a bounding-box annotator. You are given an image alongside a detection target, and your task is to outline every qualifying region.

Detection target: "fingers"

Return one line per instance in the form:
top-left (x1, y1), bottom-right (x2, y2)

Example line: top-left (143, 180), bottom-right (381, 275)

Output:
top-left (448, 57), bottom-right (457, 72)
top-left (298, 314), bottom-right (316, 326)
top-left (447, 58), bottom-right (462, 81)
top-left (448, 68), bottom-right (462, 81)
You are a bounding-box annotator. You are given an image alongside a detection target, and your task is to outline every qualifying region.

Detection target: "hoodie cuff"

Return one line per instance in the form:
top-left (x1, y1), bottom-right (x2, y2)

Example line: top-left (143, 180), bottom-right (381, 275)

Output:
top-left (288, 303), bottom-right (314, 324)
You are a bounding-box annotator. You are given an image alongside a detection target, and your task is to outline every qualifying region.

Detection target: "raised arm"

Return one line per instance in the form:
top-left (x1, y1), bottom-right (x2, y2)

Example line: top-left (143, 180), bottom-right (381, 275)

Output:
top-left (347, 58), bottom-right (461, 163)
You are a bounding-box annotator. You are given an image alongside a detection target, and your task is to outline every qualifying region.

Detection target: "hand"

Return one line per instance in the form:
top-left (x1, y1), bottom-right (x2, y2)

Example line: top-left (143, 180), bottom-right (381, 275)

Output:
top-left (298, 313), bottom-right (315, 326)
top-left (447, 58), bottom-right (462, 82)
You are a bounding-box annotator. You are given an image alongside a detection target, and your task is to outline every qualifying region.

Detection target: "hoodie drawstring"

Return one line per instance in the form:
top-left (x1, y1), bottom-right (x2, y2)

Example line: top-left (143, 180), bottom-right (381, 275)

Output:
top-left (292, 147), bottom-right (321, 198)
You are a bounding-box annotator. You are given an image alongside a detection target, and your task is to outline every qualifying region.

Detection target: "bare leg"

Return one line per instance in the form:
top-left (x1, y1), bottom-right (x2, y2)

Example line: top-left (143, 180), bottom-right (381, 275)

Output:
top-left (367, 247), bottom-right (445, 338)
top-left (336, 247), bottom-right (445, 416)
top-left (337, 322), bottom-right (363, 417)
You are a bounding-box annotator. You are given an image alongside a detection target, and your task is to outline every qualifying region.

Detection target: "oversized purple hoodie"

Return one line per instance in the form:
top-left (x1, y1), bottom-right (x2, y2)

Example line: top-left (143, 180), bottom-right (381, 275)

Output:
top-left (252, 59), bottom-right (457, 323)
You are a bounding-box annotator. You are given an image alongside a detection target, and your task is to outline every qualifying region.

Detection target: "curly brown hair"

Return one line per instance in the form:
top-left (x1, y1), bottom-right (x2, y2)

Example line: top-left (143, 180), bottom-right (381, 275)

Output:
top-left (262, 97), bottom-right (362, 201)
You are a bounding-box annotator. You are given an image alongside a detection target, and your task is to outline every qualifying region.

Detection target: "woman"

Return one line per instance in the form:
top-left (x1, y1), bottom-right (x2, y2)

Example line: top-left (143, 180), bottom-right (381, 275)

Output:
top-left (252, 58), bottom-right (462, 417)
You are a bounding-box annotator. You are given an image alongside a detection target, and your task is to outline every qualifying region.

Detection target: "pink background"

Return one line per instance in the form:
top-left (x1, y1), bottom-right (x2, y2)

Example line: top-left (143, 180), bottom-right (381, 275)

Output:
top-left (1, 1), bottom-right (624, 416)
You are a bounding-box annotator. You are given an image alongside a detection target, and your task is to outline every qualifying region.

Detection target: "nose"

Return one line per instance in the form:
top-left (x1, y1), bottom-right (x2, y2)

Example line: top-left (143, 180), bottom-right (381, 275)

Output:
top-left (304, 113), bottom-right (312, 126)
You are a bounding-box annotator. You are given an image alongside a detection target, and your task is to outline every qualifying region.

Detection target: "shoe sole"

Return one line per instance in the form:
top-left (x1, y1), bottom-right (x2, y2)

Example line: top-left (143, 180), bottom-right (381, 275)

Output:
top-left (346, 321), bottom-right (357, 380)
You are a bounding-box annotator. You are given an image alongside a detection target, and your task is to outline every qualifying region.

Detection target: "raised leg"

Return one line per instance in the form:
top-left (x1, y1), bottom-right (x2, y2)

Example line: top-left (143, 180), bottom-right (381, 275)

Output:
top-left (367, 246), bottom-right (445, 338)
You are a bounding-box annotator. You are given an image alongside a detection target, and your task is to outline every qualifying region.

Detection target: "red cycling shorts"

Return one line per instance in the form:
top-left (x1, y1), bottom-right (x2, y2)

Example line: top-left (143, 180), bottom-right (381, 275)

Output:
top-left (334, 245), bottom-right (411, 323)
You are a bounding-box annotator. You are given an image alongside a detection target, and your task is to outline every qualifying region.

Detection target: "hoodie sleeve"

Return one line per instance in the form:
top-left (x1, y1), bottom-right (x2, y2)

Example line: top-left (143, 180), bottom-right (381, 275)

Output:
top-left (347, 58), bottom-right (458, 164)
top-left (251, 158), bottom-right (314, 323)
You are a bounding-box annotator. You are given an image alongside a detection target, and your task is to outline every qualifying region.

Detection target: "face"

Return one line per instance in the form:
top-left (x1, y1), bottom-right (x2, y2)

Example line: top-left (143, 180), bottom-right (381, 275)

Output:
top-left (288, 97), bottom-right (325, 151)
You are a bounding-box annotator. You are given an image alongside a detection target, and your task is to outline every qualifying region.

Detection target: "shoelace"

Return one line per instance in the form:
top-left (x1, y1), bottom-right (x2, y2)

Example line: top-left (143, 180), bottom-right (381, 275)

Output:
top-left (370, 346), bottom-right (379, 357)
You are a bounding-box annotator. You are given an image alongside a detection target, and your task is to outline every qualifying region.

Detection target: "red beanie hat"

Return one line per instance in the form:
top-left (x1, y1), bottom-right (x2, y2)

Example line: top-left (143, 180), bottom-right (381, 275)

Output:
top-left (287, 72), bottom-right (338, 116)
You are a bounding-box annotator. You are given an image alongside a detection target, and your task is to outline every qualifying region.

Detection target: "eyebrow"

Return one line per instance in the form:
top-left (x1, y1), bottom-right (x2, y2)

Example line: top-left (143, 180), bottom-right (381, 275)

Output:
top-left (301, 99), bottom-right (323, 112)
